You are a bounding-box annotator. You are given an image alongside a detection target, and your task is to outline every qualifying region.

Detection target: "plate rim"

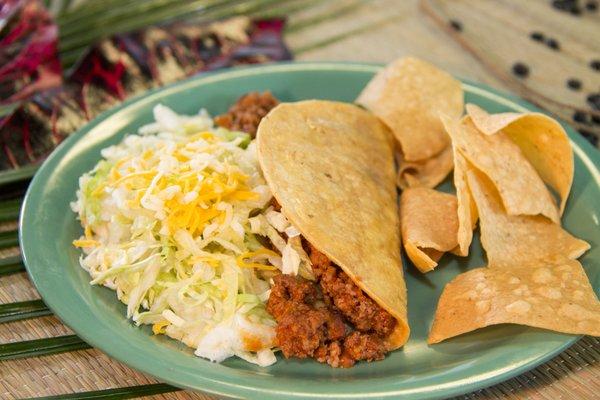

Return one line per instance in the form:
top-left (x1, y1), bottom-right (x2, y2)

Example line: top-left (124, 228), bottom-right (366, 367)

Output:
top-left (19, 61), bottom-right (600, 400)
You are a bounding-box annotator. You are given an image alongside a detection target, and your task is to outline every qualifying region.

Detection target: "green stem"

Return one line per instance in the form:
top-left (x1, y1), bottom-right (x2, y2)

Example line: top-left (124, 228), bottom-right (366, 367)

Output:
top-left (0, 198), bottom-right (21, 222)
top-left (58, 0), bottom-right (238, 52)
top-left (29, 383), bottom-right (179, 399)
top-left (0, 335), bottom-right (91, 361)
top-left (0, 230), bottom-right (18, 248)
top-left (0, 255), bottom-right (25, 276)
top-left (0, 300), bottom-right (51, 324)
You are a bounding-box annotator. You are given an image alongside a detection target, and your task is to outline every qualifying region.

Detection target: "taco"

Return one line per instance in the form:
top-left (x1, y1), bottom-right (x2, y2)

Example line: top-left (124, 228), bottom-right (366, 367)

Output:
top-left (257, 100), bottom-right (410, 367)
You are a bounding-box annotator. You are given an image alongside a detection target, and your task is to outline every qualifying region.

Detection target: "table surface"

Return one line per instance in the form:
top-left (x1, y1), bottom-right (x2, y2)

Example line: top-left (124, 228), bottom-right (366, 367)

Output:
top-left (1, 0), bottom-right (599, 399)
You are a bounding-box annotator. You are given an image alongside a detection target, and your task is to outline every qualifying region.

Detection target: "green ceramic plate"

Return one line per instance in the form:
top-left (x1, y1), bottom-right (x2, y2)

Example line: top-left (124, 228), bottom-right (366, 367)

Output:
top-left (20, 63), bottom-right (600, 399)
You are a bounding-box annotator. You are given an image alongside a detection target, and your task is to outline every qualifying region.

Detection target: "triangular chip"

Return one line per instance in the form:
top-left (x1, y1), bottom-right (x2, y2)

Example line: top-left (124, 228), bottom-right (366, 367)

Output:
top-left (452, 147), bottom-right (478, 257)
top-left (400, 188), bottom-right (458, 272)
top-left (442, 115), bottom-right (560, 223)
top-left (467, 168), bottom-right (589, 267)
top-left (356, 57), bottom-right (463, 162)
top-left (466, 104), bottom-right (573, 214)
top-left (396, 145), bottom-right (454, 189)
top-left (428, 260), bottom-right (600, 344)
top-left (257, 100), bottom-right (409, 349)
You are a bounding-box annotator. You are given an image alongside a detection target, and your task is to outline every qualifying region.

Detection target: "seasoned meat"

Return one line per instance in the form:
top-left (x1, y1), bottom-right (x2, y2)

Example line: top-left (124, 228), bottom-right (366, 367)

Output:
top-left (214, 91), bottom-right (279, 137)
top-left (307, 242), bottom-right (397, 337)
top-left (267, 275), bottom-right (346, 360)
top-left (267, 274), bottom-right (317, 320)
top-left (267, 245), bottom-right (395, 367)
top-left (343, 331), bottom-right (386, 362)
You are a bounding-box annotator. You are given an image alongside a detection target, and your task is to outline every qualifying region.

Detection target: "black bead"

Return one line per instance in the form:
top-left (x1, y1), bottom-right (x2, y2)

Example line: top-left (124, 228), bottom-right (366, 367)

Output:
top-left (590, 60), bottom-right (600, 71)
top-left (530, 31), bottom-right (545, 42)
top-left (573, 111), bottom-right (588, 123)
top-left (546, 38), bottom-right (560, 50)
top-left (591, 114), bottom-right (600, 125)
top-left (567, 78), bottom-right (582, 90)
top-left (512, 62), bottom-right (530, 78)
top-left (449, 20), bottom-right (462, 32)
top-left (587, 93), bottom-right (600, 110)
top-left (586, 1), bottom-right (598, 11)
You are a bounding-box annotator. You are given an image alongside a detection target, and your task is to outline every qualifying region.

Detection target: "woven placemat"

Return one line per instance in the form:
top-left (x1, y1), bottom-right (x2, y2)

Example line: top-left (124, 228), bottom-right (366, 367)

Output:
top-left (1, 0), bottom-right (599, 398)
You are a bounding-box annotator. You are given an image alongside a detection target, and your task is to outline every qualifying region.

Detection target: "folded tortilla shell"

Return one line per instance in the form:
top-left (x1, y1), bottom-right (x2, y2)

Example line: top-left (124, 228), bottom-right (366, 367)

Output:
top-left (442, 115), bottom-right (560, 223)
top-left (466, 104), bottom-right (573, 214)
top-left (257, 100), bottom-right (409, 349)
top-left (356, 56), bottom-right (463, 162)
top-left (467, 167), bottom-right (589, 267)
top-left (396, 145), bottom-right (454, 189)
top-left (400, 188), bottom-right (459, 272)
top-left (428, 259), bottom-right (600, 344)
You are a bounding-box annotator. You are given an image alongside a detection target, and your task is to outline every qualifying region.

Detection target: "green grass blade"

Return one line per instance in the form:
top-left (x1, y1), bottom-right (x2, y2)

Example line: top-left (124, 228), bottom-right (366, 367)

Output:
top-left (0, 335), bottom-right (91, 361)
top-left (28, 383), bottom-right (180, 399)
top-left (0, 300), bottom-right (51, 323)
top-left (58, 0), bottom-right (237, 52)
top-left (0, 255), bottom-right (24, 276)
top-left (0, 198), bottom-right (22, 222)
top-left (0, 230), bottom-right (18, 249)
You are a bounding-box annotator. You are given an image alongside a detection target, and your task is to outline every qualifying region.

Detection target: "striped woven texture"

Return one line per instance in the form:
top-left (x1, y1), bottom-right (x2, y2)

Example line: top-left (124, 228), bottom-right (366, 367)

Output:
top-left (1, 0), bottom-right (599, 398)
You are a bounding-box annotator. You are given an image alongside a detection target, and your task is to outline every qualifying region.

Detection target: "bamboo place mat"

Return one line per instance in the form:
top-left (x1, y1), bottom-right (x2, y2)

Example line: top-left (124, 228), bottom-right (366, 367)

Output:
top-left (1, 0), bottom-right (599, 399)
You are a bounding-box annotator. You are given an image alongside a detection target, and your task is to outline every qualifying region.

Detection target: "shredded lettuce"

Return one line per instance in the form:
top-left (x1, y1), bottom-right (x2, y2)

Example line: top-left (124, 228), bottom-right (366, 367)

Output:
top-left (71, 104), bottom-right (308, 367)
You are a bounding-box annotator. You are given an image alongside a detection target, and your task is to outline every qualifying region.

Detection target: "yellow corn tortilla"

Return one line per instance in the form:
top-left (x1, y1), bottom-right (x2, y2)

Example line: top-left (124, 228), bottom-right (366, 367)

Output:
top-left (467, 168), bottom-right (589, 267)
top-left (356, 57), bottom-right (463, 161)
top-left (400, 188), bottom-right (459, 273)
top-left (396, 145), bottom-right (454, 189)
top-left (451, 147), bottom-right (478, 257)
top-left (428, 168), bottom-right (595, 344)
top-left (257, 100), bottom-right (409, 349)
top-left (442, 115), bottom-right (560, 223)
top-left (466, 104), bottom-right (573, 214)
top-left (428, 260), bottom-right (600, 344)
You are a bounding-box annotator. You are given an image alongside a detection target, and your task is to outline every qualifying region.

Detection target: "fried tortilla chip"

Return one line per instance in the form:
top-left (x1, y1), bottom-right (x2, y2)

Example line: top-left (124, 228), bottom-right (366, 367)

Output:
top-left (467, 168), bottom-right (589, 267)
top-left (466, 104), bottom-right (573, 214)
top-left (428, 259), bottom-right (600, 344)
top-left (257, 100), bottom-right (409, 349)
top-left (442, 115), bottom-right (560, 223)
top-left (452, 148), bottom-right (478, 257)
top-left (400, 188), bottom-right (459, 272)
top-left (396, 145), bottom-right (454, 189)
top-left (356, 57), bottom-right (462, 189)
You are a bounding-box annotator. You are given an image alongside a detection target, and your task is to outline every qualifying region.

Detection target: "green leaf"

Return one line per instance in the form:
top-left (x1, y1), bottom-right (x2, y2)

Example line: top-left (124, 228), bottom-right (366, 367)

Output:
top-left (29, 383), bottom-right (179, 399)
top-left (0, 198), bottom-right (21, 222)
top-left (0, 300), bottom-right (51, 323)
top-left (0, 255), bottom-right (25, 276)
top-left (0, 230), bottom-right (18, 249)
top-left (0, 335), bottom-right (91, 361)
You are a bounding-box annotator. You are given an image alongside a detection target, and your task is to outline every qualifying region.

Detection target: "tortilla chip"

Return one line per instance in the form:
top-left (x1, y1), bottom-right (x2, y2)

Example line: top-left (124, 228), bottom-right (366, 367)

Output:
top-left (396, 145), bottom-right (454, 189)
top-left (467, 168), bottom-right (589, 267)
top-left (442, 115), bottom-right (560, 223)
top-left (452, 147), bottom-right (478, 257)
top-left (466, 104), bottom-right (573, 214)
top-left (428, 259), bottom-right (600, 343)
top-left (257, 100), bottom-right (409, 349)
top-left (356, 57), bottom-right (463, 162)
top-left (400, 188), bottom-right (459, 272)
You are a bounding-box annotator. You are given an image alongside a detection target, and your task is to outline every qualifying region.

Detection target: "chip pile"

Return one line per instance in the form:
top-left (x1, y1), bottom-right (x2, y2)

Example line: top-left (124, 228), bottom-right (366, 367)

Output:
top-left (359, 56), bottom-right (600, 342)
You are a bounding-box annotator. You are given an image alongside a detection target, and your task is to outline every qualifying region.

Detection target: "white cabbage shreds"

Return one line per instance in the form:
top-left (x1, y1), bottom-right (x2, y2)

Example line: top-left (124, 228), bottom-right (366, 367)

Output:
top-left (70, 104), bottom-right (307, 366)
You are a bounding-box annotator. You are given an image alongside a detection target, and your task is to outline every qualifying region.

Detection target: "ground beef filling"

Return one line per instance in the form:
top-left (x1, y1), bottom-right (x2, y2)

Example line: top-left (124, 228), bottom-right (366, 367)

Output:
top-left (214, 91), bottom-right (279, 137)
top-left (267, 243), bottom-right (397, 368)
